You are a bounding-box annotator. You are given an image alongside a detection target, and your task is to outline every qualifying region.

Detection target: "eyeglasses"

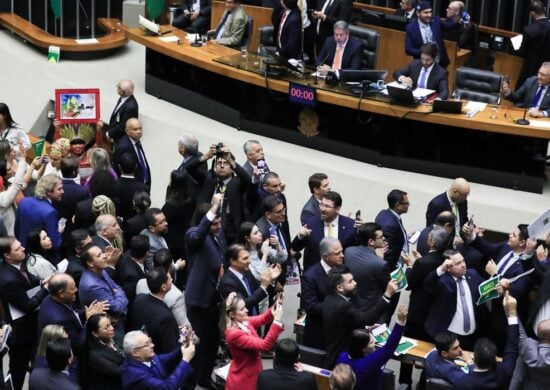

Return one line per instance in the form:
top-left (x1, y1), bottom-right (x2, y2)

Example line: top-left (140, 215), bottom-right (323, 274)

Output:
top-left (271, 207), bottom-right (286, 214)
top-left (320, 203), bottom-right (336, 209)
top-left (134, 338), bottom-right (153, 350)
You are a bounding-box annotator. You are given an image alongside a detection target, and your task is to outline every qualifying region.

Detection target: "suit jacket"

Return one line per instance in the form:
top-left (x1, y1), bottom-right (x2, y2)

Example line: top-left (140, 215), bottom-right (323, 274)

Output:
top-left (314, 0), bottom-right (353, 45)
top-left (184, 215), bottom-right (226, 308)
top-left (123, 213), bottom-right (147, 245)
top-left (425, 191), bottom-right (468, 228)
top-left (121, 349), bottom-right (194, 390)
top-left (374, 209), bottom-right (406, 270)
top-left (300, 195), bottom-right (320, 225)
top-left (393, 59), bottom-right (449, 99)
top-left (316, 36), bottom-right (364, 70)
top-left (257, 367), bottom-right (317, 390)
top-left (112, 176), bottom-right (148, 221)
top-left (272, 6), bottom-right (302, 59)
top-left (218, 268), bottom-right (267, 314)
top-left (79, 269), bottom-right (129, 316)
top-left (405, 17), bottom-right (450, 68)
top-left (292, 214), bottom-right (356, 271)
top-left (15, 196), bottom-right (62, 250)
top-left (115, 253), bottom-right (146, 306)
top-left (176, 152), bottom-right (207, 196)
top-left (112, 135), bottom-right (152, 188)
top-left (74, 198), bottom-right (95, 231)
top-left (180, 0), bottom-right (211, 16)
top-left (518, 17), bottom-right (550, 86)
top-left (215, 5), bottom-right (248, 48)
top-left (425, 348), bottom-right (467, 383)
top-left (506, 75), bottom-right (550, 116)
top-left (300, 262), bottom-right (330, 349)
top-left (107, 95), bottom-right (138, 143)
top-left (423, 268), bottom-right (484, 338)
top-left (66, 254), bottom-right (87, 288)
top-left (38, 296), bottom-right (86, 354)
top-left (224, 310), bottom-right (284, 390)
top-left (453, 323), bottom-right (519, 390)
top-left (53, 179), bottom-right (89, 233)
top-left (322, 292), bottom-right (389, 368)
top-left (162, 198), bottom-right (195, 263)
top-left (345, 245), bottom-right (390, 312)
top-left (87, 336), bottom-right (124, 390)
top-left (29, 368), bottom-right (79, 390)
top-left (395, 8), bottom-right (416, 23)
top-left (131, 294), bottom-right (179, 354)
top-left (0, 261), bottom-right (49, 346)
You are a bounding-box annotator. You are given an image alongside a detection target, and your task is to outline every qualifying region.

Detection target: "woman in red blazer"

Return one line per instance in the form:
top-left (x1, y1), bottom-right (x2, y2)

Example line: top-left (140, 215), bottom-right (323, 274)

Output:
top-left (222, 292), bottom-right (284, 390)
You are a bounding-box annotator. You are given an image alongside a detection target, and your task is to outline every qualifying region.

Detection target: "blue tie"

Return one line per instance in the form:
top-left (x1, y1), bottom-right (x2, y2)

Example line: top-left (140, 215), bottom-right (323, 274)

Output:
top-left (276, 225), bottom-right (287, 252)
top-left (530, 86), bottom-right (544, 108)
top-left (419, 68), bottom-right (428, 89)
top-left (457, 277), bottom-right (471, 333)
top-left (135, 141), bottom-right (149, 183)
top-left (215, 11), bottom-right (231, 38)
top-left (242, 275), bottom-right (258, 315)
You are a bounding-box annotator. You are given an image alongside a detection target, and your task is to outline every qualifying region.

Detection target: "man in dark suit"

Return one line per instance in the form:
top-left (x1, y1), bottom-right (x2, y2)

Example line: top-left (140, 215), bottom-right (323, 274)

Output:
top-left (257, 338), bottom-right (317, 389)
top-left (176, 133), bottom-right (208, 194)
top-left (424, 331), bottom-right (467, 383)
top-left (131, 268), bottom-right (180, 354)
top-left (301, 236), bottom-right (343, 349)
top-left (115, 235), bottom-right (149, 308)
top-left (173, 0), bottom-right (211, 34)
top-left (300, 172), bottom-right (330, 225)
top-left (375, 189), bottom-right (410, 270)
top-left (184, 195), bottom-right (225, 388)
top-left (424, 249), bottom-right (485, 350)
top-left (322, 265), bottom-right (397, 369)
top-left (272, 0), bottom-right (302, 59)
top-left (316, 20), bottom-right (364, 75)
top-left (394, 42), bottom-right (449, 99)
top-left (310, 0), bottom-right (352, 51)
top-left (29, 338), bottom-right (79, 390)
top-left (97, 79), bottom-right (139, 144)
top-left (292, 191), bottom-right (356, 271)
top-left (405, 1), bottom-right (454, 68)
top-left (112, 118), bottom-right (151, 188)
top-left (426, 177), bottom-right (470, 230)
top-left (92, 214), bottom-right (123, 270)
top-left (504, 62), bottom-right (550, 118)
top-left (396, 0), bottom-right (417, 22)
top-left (0, 237), bottom-right (50, 390)
top-left (516, 1), bottom-right (550, 86)
top-left (65, 229), bottom-right (92, 289)
top-left (242, 140), bottom-right (270, 178)
top-left (112, 152), bottom-right (148, 221)
top-left (121, 330), bottom-right (195, 389)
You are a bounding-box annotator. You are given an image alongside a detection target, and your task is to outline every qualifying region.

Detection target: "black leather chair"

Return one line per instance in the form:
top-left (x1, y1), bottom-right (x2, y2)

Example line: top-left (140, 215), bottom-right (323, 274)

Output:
top-left (298, 344), bottom-right (326, 367)
top-left (361, 10), bottom-right (385, 26)
top-left (348, 25), bottom-right (380, 70)
top-left (454, 66), bottom-right (503, 104)
top-left (426, 377), bottom-right (454, 390)
top-left (241, 17), bottom-right (254, 49)
top-left (258, 25), bottom-right (276, 54)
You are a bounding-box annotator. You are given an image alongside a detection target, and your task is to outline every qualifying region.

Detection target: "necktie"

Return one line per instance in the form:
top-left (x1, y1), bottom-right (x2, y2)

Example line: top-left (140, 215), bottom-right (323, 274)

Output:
top-left (135, 141), bottom-right (149, 183)
top-left (451, 203), bottom-right (460, 237)
top-left (215, 11), bottom-right (231, 39)
top-left (276, 224), bottom-right (287, 252)
top-left (457, 277), bottom-right (471, 333)
top-left (242, 275), bottom-right (258, 315)
top-left (497, 252), bottom-right (515, 275)
top-left (326, 222), bottom-right (334, 237)
top-left (418, 67), bottom-right (428, 89)
top-left (19, 266), bottom-right (30, 284)
top-left (530, 86), bottom-right (544, 108)
top-left (332, 45), bottom-right (343, 71)
top-left (398, 217), bottom-right (409, 254)
top-left (112, 97), bottom-right (123, 117)
top-left (278, 11), bottom-right (288, 48)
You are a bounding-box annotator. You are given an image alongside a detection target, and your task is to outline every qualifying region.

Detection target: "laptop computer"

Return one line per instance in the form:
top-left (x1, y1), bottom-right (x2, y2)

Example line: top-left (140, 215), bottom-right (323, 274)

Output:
top-left (386, 85), bottom-right (422, 106)
top-left (432, 99), bottom-right (463, 114)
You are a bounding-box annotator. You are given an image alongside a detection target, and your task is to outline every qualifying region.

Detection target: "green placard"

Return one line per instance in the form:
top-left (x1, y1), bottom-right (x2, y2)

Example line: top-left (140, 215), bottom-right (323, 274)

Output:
top-left (477, 274), bottom-right (501, 305)
top-left (391, 265), bottom-right (408, 292)
top-left (33, 139), bottom-right (45, 157)
top-left (48, 46), bottom-right (60, 64)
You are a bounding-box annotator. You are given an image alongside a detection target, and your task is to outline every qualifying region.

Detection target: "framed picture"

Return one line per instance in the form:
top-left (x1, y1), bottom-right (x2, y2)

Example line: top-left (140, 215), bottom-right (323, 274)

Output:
top-left (55, 88), bottom-right (100, 124)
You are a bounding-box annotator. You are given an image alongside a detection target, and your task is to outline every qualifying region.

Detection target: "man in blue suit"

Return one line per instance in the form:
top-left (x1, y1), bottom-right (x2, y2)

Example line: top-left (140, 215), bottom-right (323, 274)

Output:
top-left (121, 330), bottom-right (195, 389)
top-left (393, 42), bottom-right (449, 99)
top-left (272, 0), bottom-right (302, 59)
top-left (425, 331), bottom-right (467, 384)
top-left (300, 172), bottom-right (330, 225)
top-left (184, 194), bottom-right (225, 388)
top-left (405, 1), bottom-right (455, 68)
top-left (504, 62), bottom-right (550, 118)
top-left (292, 191), bottom-right (356, 271)
top-left (316, 20), bottom-right (364, 75)
top-left (424, 249), bottom-right (485, 350)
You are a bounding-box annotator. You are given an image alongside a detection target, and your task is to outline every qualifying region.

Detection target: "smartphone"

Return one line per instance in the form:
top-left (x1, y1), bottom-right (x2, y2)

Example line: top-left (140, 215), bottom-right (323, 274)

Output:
top-left (408, 230), bottom-right (421, 244)
top-left (505, 75), bottom-right (511, 84)
top-left (468, 215), bottom-right (474, 227)
top-left (355, 210), bottom-right (361, 220)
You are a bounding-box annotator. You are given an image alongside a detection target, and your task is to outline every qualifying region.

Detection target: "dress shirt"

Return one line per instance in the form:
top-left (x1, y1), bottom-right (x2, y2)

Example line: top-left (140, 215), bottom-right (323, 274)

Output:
top-left (448, 275), bottom-right (476, 335)
top-left (316, 0), bottom-right (333, 34)
top-left (324, 215), bottom-right (339, 238)
top-left (419, 21), bottom-right (433, 43)
top-left (320, 259), bottom-right (332, 274)
top-left (417, 63), bottom-right (434, 89)
top-left (216, 11), bottom-right (233, 39)
top-left (389, 209), bottom-right (409, 254)
top-left (113, 96), bottom-right (129, 115)
top-left (533, 86), bottom-right (548, 109)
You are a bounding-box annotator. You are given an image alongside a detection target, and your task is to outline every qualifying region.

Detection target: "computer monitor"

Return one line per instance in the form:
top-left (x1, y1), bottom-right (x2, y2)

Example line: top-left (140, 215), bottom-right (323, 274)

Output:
top-left (339, 69), bottom-right (388, 83)
top-left (384, 14), bottom-right (408, 32)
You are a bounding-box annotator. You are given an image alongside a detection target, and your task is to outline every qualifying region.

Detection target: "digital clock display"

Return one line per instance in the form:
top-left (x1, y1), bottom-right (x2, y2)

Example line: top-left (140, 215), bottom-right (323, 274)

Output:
top-left (289, 82), bottom-right (316, 107)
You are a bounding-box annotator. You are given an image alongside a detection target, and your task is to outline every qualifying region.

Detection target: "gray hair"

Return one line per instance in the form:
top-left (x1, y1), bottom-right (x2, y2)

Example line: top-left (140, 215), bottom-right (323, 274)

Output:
top-left (333, 20), bottom-right (349, 32)
top-left (89, 148), bottom-right (111, 172)
top-left (35, 174), bottom-right (61, 199)
top-left (178, 133), bottom-right (199, 156)
top-left (94, 214), bottom-right (115, 233)
top-left (118, 79), bottom-right (135, 95)
top-left (243, 140), bottom-right (261, 155)
top-left (123, 330), bottom-right (145, 354)
top-left (430, 226), bottom-right (450, 252)
top-left (319, 237), bottom-right (341, 258)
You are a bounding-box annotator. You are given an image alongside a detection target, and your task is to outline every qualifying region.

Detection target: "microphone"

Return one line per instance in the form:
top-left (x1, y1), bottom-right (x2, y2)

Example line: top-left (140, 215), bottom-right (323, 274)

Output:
top-left (514, 106), bottom-right (530, 126)
top-left (190, 33), bottom-right (202, 47)
top-left (314, 52), bottom-right (331, 85)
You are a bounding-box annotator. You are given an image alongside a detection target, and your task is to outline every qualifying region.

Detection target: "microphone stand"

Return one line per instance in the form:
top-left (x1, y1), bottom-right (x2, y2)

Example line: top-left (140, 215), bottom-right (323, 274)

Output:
top-left (514, 106), bottom-right (530, 125)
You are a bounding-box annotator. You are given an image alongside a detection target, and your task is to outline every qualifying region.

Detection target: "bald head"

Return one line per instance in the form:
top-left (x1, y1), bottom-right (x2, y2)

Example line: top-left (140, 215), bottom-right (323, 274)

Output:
top-left (448, 178), bottom-right (470, 204)
top-left (49, 273), bottom-right (77, 303)
top-left (538, 319), bottom-right (550, 342)
top-left (117, 79), bottom-right (135, 97)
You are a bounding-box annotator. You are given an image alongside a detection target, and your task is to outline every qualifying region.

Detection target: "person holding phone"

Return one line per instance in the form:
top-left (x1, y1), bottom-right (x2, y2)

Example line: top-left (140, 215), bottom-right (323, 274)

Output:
top-left (221, 291), bottom-right (284, 390)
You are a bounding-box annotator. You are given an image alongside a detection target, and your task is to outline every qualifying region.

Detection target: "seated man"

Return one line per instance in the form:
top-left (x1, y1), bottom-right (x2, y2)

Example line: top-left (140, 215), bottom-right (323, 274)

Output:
top-left (316, 20), bottom-right (364, 77)
top-left (29, 338), bottom-right (78, 390)
top-left (121, 330), bottom-right (195, 389)
top-left (503, 62), bottom-right (550, 118)
top-left (172, 0), bottom-right (211, 35)
top-left (207, 0), bottom-right (249, 49)
top-left (272, 0), bottom-right (303, 59)
top-left (425, 331), bottom-right (467, 384)
top-left (393, 42), bottom-right (449, 99)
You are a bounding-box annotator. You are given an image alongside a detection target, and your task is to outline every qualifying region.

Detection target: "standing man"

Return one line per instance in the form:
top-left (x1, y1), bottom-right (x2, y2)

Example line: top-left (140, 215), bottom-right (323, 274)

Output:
top-left (516, 1), bottom-right (550, 86)
top-left (300, 172), bottom-right (330, 224)
top-left (0, 237), bottom-right (50, 390)
top-left (112, 118), bottom-right (152, 188)
top-left (208, 0), bottom-right (249, 48)
top-left (184, 194), bottom-right (225, 388)
top-left (242, 140), bottom-right (269, 177)
top-left (98, 79), bottom-right (138, 144)
top-left (172, 0), bottom-right (211, 35)
top-left (272, 0), bottom-right (303, 59)
top-left (140, 208), bottom-right (169, 269)
top-left (316, 21), bottom-right (364, 75)
top-left (310, 0), bottom-right (352, 53)
top-left (176, 133), bottom-right (207, 194)
top-left (115, 234), bottom-right (149, 308)
top-left (504, 62), bottom-right (550, 118)
top-left (426, 177), bottom-right (470, 232)
top-left (112, 153), bottom-right (148, 221)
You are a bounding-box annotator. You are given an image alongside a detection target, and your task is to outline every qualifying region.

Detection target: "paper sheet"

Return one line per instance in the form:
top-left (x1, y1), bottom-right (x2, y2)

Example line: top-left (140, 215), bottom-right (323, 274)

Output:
top-left (8, 286), bottom-right (41, 321)
top-left (159, 36), bottom-right (180, 42)
top-left (75, 38), bottom-right (99, 44)
top-left (464, 101), bottom-right (487, 111)
top-left (510, 34), bottom-right (523, 51)
top-left (528, 208), bottom-right (550, 239)
top-left (528, 120), bottom-right (550, 128)
top-left (213, 361), bottom-right (231, 380)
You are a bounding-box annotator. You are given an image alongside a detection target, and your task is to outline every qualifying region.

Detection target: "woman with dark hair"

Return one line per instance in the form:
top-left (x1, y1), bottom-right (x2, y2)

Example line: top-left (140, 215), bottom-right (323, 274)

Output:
top-left (26, 228), bottom-right (56, 279)
top-left (0, 103), bottom-right (31, 159)
top-left (123, 190), bottom-right (151, 244)
top-left (85, 314), bottom-right (124, 389)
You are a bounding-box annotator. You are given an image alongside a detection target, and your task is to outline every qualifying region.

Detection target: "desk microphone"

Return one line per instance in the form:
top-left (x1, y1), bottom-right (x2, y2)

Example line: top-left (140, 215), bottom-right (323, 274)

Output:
top-left (191, 33), bottom-right (202, 47)
top-left (514, 106), bottom-right (530, 125)
top-left (314, 52), bottom-right (331, 85)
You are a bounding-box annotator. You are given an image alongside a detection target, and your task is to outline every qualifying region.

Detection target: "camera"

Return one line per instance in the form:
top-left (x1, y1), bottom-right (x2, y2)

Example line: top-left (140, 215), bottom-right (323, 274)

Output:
top-left (215, 142), bottom-right (225, 158)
